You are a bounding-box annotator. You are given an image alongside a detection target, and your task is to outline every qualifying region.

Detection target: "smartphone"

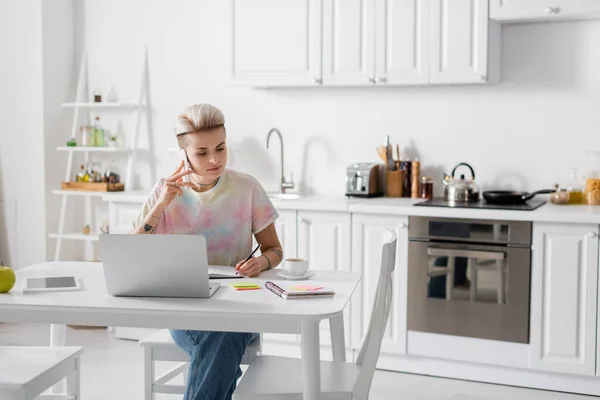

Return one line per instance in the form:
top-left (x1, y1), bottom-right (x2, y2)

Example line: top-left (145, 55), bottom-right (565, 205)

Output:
top-left (177, 149), bottom-right (192, 183)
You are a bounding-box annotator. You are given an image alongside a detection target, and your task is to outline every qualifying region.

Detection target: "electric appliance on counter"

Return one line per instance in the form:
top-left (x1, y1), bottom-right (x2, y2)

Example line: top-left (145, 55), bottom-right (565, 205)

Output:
top-left (345, 163), bottom-right (384, 198)
top-left (407, 216), bottom-right (532, 343)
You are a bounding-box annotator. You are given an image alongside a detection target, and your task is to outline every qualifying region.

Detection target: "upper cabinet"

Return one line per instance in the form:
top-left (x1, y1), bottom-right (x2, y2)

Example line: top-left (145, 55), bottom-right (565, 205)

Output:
top-left (322, 0), bottom-right (375, 85)
top-left (430, 0), bottom-right (500, 84)
top-left (230, 0), bottom-right (322, 86)
top-left (490, 0), bottom-right (600, 22)
top-left (375, 0), bottom-right (430, 85)
top-left (231, 0), bottom-right (495, 86)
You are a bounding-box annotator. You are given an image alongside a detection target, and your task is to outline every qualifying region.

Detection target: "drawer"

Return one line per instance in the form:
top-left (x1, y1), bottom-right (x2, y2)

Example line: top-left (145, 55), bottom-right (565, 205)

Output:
top-left (490, 0), bottom-right (600, 22)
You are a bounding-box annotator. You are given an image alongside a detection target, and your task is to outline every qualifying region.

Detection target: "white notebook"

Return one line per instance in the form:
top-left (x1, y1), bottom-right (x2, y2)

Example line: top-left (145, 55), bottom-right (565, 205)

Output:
top-left (208, 265), bottom-right (242, 279)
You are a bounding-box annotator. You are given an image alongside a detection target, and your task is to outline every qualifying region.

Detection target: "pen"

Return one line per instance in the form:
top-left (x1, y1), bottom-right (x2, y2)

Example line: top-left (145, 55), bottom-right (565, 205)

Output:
top-left (244, 244), bottom-right (261, 263)
top-left (236, 244), bottom-right (261, 278)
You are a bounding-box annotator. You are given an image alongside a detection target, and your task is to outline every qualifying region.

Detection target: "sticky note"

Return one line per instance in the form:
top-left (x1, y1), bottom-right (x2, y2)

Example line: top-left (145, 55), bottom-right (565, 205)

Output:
top-left (291, 285), bottom-right (323, 292)
top-left (231, 282), bottom-right (261, 291)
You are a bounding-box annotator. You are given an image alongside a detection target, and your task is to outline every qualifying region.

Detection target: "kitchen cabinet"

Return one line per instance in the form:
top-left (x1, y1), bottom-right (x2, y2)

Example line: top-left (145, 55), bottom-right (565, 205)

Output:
top-left (230, 0), bottom-right (323, 86)
top-left (429, 0), bottom-right (500, 84)
top-left (374, 0), bottom-right (429, 85)
top-left (530, 222), bottom-right (599, 376)
top-left (322, 0), bottom-right (428, 86)
top-left (350, 213), bottom-right (409, 355)
top-left (322, 0), bottom-right (375, 85)
top-left (297, 210), bottom-right (352, 346)
top-left (232, 0), bottom-right (497, 86)
top-left (490, 0), bottom-right (600, 22)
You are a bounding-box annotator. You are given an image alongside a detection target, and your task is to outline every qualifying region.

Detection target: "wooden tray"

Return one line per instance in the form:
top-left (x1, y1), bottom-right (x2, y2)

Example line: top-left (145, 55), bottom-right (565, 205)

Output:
top-left (61, 181), bottom-right (125, 192)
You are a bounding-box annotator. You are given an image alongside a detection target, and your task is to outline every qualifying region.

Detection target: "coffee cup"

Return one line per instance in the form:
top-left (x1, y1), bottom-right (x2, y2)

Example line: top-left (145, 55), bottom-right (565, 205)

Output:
top-left (284, 258), bottom-right (309, 277)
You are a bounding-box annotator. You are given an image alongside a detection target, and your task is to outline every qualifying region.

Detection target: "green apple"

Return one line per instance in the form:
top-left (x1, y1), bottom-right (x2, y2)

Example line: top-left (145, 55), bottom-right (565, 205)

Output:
top-left (0, 262), bottom-right (16, 293)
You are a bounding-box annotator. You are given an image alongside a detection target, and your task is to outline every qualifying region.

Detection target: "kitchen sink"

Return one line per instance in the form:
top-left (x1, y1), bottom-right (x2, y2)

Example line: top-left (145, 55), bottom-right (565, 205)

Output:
top-left (268, 193), bottom-right (301, 200)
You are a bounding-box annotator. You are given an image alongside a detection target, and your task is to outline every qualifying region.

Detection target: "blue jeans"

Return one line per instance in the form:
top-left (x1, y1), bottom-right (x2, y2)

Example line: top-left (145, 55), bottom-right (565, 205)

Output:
top-left (169, 329), bottom-right (259, 400)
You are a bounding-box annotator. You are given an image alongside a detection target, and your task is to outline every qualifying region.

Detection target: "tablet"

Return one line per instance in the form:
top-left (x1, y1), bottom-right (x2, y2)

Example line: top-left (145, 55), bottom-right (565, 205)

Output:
top-left (23, 276), bottom-right (82, 293)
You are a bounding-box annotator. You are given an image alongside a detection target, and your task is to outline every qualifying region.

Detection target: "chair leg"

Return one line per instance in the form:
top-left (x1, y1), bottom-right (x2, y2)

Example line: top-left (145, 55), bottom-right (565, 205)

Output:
top-left (143, 347), bottom-right (154, 400)
top-left (67, 357), bottom-right (81, 399)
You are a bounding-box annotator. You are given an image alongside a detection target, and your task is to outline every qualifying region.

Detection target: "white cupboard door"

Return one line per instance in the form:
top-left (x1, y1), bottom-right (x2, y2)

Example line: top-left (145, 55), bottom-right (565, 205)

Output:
top-left (490, 0), bottom-right (600, 22)
top-left (264, 209), bottom-right (299, 344)
top-left (231, 0), bottom-right (323, 86)
top-left (530, 223), bottom-right (599, 376)
top-left (429, 0), bottom-right (489, 84)
top-left (322, 0), bottom-right (375, 85)
top-left (350, 214), bottom-right (408, 355)
top-left (375, 0), bottom-right (429, 85)
top-left (297, 211), bottom-right (352, 347)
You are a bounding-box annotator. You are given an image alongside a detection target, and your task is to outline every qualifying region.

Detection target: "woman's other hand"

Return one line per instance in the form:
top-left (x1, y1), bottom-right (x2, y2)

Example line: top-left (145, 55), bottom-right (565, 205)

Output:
top-left (235, 256), bottom-right (264, 277)
top-left (157, 161), bottom-right (194, 208)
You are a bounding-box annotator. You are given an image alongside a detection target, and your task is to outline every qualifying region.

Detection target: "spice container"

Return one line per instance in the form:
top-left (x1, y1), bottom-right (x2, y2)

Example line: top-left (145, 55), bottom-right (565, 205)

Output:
top-left (421, 176), bottom-right (433, 199)
top-left (550, 188), bottom-right (570, 205)
top-left (411, 159), bottom-right (420, 198)
top-left (93, 88), bottom-right (102, 103)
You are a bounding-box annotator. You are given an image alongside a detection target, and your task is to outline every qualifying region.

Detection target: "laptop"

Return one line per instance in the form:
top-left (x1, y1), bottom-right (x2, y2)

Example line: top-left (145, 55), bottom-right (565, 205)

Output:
top-left (99, 234), bottom-right (239, 298)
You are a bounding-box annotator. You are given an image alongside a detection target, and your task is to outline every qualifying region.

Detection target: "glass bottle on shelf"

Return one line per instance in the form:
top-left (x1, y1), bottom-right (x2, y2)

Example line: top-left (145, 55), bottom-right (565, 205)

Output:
top-left (76, 164), bottom-right (86, 182)
top-left (94, 116), bottom-right (105, 147)
top-left (80, 125), bottom-right (93, 147)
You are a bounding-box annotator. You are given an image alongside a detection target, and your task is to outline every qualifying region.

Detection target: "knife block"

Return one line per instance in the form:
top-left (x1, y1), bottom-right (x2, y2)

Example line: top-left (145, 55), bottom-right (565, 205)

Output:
top-left (386, 169), bottom-right (405, 197)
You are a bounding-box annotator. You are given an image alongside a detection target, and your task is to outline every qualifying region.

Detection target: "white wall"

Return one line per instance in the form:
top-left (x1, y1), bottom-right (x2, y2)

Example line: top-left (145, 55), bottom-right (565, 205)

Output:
top-left (41, 0), bottom-right (80, 261)
top-left (79, 0), bottom-right (600, 196)
top-left (0, 0), bottom-right (46, 269)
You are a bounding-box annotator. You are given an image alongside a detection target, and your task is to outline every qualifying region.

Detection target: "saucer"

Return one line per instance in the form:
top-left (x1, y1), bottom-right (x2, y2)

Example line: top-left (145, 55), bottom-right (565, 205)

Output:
top-left (277, 271), bottom-right (316, 281)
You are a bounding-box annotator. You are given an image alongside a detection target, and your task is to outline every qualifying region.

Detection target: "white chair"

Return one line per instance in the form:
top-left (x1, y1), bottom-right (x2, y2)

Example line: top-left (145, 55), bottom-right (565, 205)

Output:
top-left (233, 231), bottom-right (397, 400)
top-left (0, 346), bottom-right (83, 400)
top-left (139, 329), bottom-right (262, 399)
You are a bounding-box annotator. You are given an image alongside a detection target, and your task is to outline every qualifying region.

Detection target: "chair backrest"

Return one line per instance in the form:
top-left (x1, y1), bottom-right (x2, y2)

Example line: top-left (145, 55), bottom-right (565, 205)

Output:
top-left (353, 230), bottom-right (397, 398)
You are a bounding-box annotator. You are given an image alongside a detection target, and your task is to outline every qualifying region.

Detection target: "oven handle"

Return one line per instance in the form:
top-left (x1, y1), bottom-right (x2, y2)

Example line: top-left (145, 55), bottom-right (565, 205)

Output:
top-left (427, 247), bottom-right (505, 260)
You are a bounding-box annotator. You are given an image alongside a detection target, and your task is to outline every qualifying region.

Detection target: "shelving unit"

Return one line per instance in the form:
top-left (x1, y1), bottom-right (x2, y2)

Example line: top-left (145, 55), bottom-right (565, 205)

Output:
top-left (49, 49), bottom-right (154, 261)
top-left (57, 146), bottom-right (131, 153)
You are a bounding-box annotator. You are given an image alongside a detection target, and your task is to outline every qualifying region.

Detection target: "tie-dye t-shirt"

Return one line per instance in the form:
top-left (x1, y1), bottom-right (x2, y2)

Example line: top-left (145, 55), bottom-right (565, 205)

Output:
top-left (132, 169), bottom-right (278, 267)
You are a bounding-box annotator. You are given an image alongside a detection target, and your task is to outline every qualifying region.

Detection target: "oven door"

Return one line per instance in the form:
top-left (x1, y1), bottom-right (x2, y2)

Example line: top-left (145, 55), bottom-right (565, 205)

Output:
top-left (408, 240), bottom-right (531, 343)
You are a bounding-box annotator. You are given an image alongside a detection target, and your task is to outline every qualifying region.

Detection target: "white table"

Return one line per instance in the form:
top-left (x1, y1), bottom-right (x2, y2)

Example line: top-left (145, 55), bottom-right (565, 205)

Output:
top-left (0, 262), bottom-right (361, 400)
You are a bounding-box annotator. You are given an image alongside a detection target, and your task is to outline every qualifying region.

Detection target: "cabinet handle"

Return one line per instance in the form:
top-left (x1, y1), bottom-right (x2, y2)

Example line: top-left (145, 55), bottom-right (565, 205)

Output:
top-left (364, 77), bottom-right (376, 84)
top-left (477, 75), bottom-right (487, 81)
top-left (312, 78), bottom-right (322, 85)
top-left (588, 232), bottom-right (598, 238)
top-left (545, 6), bottom-right (560, 14)
top-left (375, 77), bottom-right (388, 84)
top-left (400, 222), bottom-right (408, 229)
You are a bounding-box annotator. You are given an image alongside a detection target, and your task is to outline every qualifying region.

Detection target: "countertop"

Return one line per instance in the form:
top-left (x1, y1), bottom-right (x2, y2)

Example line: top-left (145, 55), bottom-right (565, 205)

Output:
top-left (101, 191), bottom-right (600, 224)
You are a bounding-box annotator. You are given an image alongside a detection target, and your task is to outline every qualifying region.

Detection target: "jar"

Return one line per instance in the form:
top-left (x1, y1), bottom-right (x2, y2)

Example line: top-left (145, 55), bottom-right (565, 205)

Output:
top-left (420, 176), bottom-right (433, 200)
top-left (550, 189), bottom-right (570, 205)
top-left (585, 178), bottom-right (600, 205)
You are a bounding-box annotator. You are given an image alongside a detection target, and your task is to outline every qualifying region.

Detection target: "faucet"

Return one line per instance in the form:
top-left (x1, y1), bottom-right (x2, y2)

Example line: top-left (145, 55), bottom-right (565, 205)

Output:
top-left (266, 128), bottom-right (295, 194)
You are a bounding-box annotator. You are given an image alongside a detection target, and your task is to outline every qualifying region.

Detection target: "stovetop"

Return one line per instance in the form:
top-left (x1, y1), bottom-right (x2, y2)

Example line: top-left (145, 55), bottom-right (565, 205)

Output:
top-left (414, 198), bottom-right (546, 211)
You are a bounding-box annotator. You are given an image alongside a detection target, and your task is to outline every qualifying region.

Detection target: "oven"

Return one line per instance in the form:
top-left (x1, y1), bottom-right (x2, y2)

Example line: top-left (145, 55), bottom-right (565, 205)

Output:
top-left (407, 216), bottom-right (532, 343)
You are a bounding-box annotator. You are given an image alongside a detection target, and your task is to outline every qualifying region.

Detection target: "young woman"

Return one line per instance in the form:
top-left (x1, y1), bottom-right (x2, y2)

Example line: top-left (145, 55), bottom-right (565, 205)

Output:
top-left (131, 104), bottom-right (283, 400)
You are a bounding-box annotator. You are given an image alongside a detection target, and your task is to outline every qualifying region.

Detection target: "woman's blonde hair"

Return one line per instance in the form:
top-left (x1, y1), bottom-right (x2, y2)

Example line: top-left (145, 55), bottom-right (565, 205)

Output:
top-left (174, 104), bottom-right (225, 147)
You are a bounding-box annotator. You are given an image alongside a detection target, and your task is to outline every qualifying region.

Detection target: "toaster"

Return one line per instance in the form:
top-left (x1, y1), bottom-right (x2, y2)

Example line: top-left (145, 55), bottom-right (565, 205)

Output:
top-left (346, 163), bottom-right (384, 198)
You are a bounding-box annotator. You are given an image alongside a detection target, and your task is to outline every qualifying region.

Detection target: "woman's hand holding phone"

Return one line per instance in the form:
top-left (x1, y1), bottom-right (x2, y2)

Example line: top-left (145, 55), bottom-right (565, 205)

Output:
top-left (156, 161), bottom-right (194, 210)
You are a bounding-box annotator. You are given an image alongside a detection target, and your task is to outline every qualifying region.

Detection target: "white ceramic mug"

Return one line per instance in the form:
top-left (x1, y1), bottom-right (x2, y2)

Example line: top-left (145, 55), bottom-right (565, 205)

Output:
top-left (284, 258), bottom-right (309, 276)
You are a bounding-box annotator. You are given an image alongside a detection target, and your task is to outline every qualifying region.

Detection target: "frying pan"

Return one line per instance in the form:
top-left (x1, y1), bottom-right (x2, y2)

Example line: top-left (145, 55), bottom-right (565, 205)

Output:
top-left (483, 189), bottom-right (555, 205)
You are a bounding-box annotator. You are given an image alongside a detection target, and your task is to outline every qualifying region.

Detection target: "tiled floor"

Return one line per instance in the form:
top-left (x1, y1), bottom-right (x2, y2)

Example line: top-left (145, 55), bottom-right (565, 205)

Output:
top-left (0, 323), bottom-right (595, 400)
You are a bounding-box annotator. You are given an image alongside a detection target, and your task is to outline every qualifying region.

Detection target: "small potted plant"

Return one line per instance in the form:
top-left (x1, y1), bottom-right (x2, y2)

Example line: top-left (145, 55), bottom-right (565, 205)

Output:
top-left (109, 134), bottom-right (117, 148)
